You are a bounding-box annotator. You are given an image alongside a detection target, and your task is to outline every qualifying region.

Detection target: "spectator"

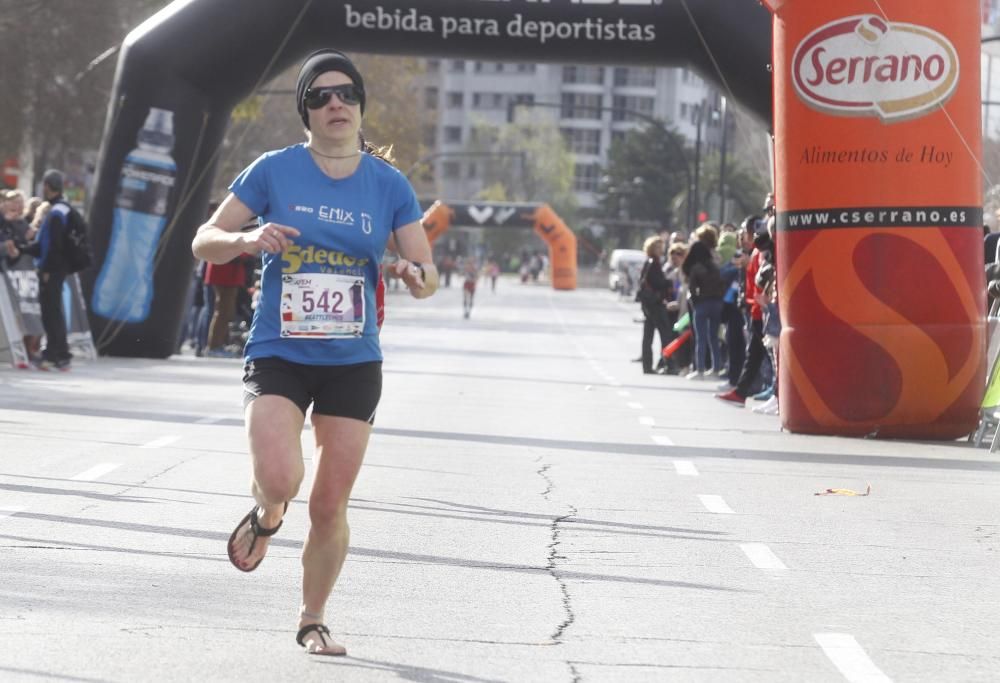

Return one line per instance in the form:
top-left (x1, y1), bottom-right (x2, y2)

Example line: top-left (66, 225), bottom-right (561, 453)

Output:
top-left (204, 220), bottom-right (255, 357)
top-left (637, 235), bottom-right (672, 375)
top-left (662, 241), bottom-right (690, 373)
top-left (986, 219), bottom-right (1000, 265)
top-left (1, 190), bottom-right (44, 365)
top-left (716, 222), bottom-right (775, 406)
top-left (6, 170), bottom-right (76, 370)
top-left (682, 240), bottom-right (725, 380)
top-left (717, 230), bottom-right (746, 391)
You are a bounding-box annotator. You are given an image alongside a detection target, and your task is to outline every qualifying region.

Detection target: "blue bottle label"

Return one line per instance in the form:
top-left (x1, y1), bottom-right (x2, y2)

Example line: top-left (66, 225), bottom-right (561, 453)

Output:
top-left (91, 150), bottom-right (176, 322)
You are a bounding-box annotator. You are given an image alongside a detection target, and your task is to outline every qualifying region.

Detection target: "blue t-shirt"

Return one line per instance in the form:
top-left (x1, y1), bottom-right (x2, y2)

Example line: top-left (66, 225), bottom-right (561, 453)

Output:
top-left (229, 144), bottom-right (422, 365)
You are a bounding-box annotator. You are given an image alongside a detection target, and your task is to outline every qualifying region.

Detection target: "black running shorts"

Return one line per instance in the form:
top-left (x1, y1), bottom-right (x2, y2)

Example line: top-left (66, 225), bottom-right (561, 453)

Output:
top-left (242, 357), bottom-right (382, 424)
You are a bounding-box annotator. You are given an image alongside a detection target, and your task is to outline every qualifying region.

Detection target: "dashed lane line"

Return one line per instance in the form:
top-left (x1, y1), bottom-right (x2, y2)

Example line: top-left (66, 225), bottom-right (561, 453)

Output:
top-left (740, 543), bottom-right (788, 571)
top-left (70, 463), bottom-right (121, 481)
top-left (814, 633), bottom-right (892, 683)
top-left (673, 460), bottom-right (699, 476)
top-left (638, 416), bottom-right (655, 427)
top-left (651, 435), bottom-right (674, 446)
top-left (627, 402), bottom-right (644, 410)
top-left (698, 494), bottom-right (735, 514)
top-left (140, 436), bottom-right (181, 449)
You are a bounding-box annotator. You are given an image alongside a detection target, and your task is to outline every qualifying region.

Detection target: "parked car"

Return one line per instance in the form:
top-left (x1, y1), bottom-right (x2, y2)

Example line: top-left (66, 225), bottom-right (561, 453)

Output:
top-left (608, 249), bottom-right (646, 297)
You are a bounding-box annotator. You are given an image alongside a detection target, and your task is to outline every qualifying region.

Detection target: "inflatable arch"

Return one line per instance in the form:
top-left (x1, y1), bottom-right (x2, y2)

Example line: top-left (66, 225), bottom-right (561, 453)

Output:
top-left (420, 200), bottom-right (577, 289)
top-left (86, 0), bottom-right (983, 439)
top-left (82, 0), bottom-right (772, 360)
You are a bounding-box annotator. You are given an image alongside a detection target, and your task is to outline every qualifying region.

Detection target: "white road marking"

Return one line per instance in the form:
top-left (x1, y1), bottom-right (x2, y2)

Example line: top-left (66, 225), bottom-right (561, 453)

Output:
top-left (0, 506), bottom-right (25, 521)
top-left (740, 543), bottom-right (787, 571)
top-left (638, 416), bottom-right (656, 427)
top-left (674, 460), bottom-right (699, 476)
top-left (140, 436), bottom-right (181, 449)
top-left (698, 494), bottom-right (734, 514)
top-left (71, 463), bottom-right (121, 481)
top-left (814, 633), bottom-right (892, 683)
top-left (651, 435), bottom-right (674, 447)
top-left (627, 402), bottom-right (644, 410)
top-left (617, 390), bottom-right (631, 397)
top-left (195, 416), bottom-right (224, 425)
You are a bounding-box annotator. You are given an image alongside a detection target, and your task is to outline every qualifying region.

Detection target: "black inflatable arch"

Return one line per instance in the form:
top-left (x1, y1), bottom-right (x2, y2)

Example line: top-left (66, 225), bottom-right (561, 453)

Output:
top-left (83, 0), bottom-right (771, 357)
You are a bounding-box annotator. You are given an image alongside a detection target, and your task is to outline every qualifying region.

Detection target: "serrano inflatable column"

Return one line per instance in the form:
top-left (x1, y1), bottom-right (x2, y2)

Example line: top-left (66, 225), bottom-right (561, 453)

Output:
top-left (765, 0), bottom-right (984, 438)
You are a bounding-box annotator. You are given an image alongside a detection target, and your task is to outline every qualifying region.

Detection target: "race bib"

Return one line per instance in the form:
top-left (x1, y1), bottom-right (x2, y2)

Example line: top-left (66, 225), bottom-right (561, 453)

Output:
top-left (279, 273), bottom-right (365, 338)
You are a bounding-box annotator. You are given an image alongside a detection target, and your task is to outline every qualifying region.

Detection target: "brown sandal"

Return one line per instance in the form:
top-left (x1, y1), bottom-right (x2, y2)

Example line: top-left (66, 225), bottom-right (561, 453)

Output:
top-left (226, 501), bottom-right (287, 572)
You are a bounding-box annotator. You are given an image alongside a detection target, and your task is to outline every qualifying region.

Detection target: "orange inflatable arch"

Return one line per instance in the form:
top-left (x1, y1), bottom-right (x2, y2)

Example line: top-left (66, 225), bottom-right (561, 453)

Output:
top-left (420, 200), bottom-right (577, 290)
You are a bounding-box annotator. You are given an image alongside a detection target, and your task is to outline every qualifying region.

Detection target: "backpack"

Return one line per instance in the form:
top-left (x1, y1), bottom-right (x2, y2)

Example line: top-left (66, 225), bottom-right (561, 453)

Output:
top-left (53, 200), bottom-right (93, 273)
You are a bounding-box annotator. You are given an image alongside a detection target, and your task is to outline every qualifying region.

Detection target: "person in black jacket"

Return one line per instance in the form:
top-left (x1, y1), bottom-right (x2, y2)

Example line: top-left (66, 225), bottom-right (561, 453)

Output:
top-left (637, 235), bottom-right (673, 374)
top-left (682, 239), bottom-right (726, 379)
top-left (6, 170), bottom-right (75, 370)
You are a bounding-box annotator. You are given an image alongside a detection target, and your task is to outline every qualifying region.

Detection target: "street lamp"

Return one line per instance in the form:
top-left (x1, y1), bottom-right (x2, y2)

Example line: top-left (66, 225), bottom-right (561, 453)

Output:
top-left (692, 98), bottom-right (721, 228)
top-left (718, 96), bottom-right (730, 223)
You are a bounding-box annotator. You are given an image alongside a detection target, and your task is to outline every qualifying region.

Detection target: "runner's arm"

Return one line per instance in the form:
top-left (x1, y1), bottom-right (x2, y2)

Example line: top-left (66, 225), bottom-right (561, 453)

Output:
top-left (192, 193), bottom-right (299, 264)
top-left (392, 220), bottom-right (438, 299)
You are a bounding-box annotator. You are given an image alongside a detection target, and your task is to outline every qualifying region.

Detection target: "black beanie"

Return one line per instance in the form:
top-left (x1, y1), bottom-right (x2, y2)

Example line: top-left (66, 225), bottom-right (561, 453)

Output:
top-left (295, 49), bottom-right (365, 128)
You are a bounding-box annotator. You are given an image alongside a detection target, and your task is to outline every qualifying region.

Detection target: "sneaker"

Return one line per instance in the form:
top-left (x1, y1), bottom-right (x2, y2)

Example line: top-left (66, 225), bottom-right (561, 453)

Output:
top-left (716, 380), bottom-right (735, 391)
top-left (752, 385), bottom-right (774, 401)
top-left (54, 359), bottom-right (71, 371)
top-left (752, 395), bottom-right (779, 415)
top-left (685, 370), bottom-right (704, 380)
top-left (715, 389), bottom-right (746, 406)
top-left (206, 348), bottom-right (239, 359)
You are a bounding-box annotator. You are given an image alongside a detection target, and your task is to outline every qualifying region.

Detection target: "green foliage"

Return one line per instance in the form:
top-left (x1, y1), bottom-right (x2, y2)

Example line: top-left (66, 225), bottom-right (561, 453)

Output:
top-left (598, 124), bottom-right (691, 231)
top-left (466, 113), bottom-right (578, 224)
top-left (693, 150), bottom-right (769, 224)
top-left (0, 0), bottom-right (173, 187)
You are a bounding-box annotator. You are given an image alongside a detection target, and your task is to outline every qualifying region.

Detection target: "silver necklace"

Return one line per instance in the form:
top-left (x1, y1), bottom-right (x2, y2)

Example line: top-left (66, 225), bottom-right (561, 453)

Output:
top-left (307, 145), bottom-right (360, 160)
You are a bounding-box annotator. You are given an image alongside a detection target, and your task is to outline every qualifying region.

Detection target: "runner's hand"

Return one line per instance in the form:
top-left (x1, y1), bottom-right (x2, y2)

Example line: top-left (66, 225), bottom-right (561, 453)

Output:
top-left (393, 259), bottom-right (424, 291)
top-left (4, 240), bottom-right (17, 258)
top-left (241, 223), bottom-right (299, 254)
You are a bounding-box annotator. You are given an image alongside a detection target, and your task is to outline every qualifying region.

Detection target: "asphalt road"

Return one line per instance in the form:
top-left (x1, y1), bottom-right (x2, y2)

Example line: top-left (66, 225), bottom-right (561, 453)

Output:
top-left (1, 277), bottom-right (998, 682)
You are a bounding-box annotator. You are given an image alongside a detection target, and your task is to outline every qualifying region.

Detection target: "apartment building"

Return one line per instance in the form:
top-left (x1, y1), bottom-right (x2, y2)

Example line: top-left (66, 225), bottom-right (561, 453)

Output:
top-left (420, 58), bottom-right (722, 210)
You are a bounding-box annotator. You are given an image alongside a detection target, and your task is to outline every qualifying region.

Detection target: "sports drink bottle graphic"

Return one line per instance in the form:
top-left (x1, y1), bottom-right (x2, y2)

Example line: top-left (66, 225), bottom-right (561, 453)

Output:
top-left (92, 107), bottom-right (176, 322)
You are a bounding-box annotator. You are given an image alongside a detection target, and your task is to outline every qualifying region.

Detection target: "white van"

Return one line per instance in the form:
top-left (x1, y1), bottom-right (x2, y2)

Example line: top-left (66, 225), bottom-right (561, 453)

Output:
top-left (608, 249), bottom-right (647, 296)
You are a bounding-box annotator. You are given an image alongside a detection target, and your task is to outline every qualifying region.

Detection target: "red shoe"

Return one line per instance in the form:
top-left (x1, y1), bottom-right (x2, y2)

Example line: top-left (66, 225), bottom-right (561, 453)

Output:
top-left (715, 389), bottom-right (746, 406)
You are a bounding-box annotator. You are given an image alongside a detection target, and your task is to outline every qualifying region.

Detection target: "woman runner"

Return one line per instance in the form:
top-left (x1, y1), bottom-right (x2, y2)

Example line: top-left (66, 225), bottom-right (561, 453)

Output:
top-left (192, 49), bottom-right (438, 656)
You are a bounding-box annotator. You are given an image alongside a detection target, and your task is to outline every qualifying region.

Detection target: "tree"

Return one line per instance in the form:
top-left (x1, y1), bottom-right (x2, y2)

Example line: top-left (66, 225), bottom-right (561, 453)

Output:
top-left (0, 0), bottom-right (173, 191)
top-left (693, 151), bottom-right (769, 224)
top-left (213, 53), bottom-right (428, 198)
top-left (597, 123), bottom-right (690, 243)
top-left (349, 53), bottom-right (427, 173)
top-left (460, 114), bottom-right (578, 262)
top-left (466, 112), bottom-right (577, 220)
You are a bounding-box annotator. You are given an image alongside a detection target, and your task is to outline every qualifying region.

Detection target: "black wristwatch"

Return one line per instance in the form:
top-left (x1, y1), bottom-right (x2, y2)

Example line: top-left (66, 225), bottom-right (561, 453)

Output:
top-left (411, 261), bottom-right (426, 282)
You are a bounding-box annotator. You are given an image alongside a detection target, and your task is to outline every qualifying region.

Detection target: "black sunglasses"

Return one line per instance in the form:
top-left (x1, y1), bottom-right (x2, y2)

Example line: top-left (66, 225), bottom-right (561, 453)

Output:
top-left (304, 84), bottom-right (363, 109)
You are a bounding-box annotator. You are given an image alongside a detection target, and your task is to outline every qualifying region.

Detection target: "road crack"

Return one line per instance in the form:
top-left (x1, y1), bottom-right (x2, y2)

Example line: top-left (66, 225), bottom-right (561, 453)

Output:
top-left (538, 460), bottom-right (581, 683)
